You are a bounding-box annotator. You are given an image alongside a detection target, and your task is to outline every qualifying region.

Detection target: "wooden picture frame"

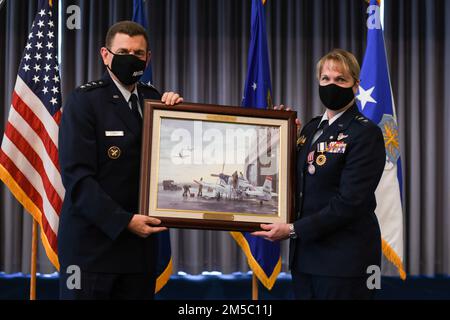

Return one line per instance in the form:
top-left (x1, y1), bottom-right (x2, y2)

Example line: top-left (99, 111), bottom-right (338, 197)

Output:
top-left (139, 100), bottom-right (297, 231)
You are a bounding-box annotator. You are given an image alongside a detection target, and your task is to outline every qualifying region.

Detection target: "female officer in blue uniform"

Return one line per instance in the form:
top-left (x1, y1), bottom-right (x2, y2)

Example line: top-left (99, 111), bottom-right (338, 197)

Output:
top-left (252, 49), bottom-right (386, 300)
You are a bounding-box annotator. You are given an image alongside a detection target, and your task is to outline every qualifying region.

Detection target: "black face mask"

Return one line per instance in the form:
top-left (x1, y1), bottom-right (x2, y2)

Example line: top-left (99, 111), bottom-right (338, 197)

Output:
top-left (107, 48), bottom-right (146, 85)
top-left (319, 83), bottom-right (355, 111)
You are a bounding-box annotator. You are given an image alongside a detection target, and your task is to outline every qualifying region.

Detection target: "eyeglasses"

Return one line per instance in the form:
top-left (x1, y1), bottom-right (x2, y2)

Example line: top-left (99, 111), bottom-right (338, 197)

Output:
top-left (107, 48), bottom-right (147, 60)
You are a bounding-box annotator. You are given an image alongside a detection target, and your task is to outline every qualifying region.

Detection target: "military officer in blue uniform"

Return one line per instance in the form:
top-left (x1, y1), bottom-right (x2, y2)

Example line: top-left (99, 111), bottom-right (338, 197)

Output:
top-left (58, 21), bottom-right (183, 299)
top-left (253, 49), bottom-right (386, 299)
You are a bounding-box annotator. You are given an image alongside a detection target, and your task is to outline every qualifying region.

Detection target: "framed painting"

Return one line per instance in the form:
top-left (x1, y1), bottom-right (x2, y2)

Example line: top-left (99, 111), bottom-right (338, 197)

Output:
top-left (139, 100), bottom-right (297, 231)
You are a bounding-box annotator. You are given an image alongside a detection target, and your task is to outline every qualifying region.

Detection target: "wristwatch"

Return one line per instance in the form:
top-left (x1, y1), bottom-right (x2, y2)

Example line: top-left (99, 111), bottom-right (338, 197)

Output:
top-left (288, 224), bottom-right (297, 239)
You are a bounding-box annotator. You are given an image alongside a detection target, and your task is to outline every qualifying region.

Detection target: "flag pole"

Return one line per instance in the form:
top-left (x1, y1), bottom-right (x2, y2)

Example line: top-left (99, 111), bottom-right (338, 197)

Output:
top-left (30, 219), bottom-right (38, 300)
top-left (252, 273), bottom-right (258, 300)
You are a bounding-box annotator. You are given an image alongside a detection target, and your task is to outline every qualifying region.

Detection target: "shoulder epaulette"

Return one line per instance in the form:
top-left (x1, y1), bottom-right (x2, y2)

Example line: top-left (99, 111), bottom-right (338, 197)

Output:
top-left (77, 80), bottom-right (108, 91)
top-left (138, 81), bottom-right (156, 89)
top-left (306, 115), bottom-right (322, 126)
top-left (298, 115), bottom-right (321, 132)
top-left (138, 81), bottom-right (159, 93)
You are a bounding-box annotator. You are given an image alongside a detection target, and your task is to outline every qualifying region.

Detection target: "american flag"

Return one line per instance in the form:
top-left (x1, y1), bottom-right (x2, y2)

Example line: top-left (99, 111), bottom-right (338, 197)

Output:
top-left (0, 0), bottom-right (63, 269)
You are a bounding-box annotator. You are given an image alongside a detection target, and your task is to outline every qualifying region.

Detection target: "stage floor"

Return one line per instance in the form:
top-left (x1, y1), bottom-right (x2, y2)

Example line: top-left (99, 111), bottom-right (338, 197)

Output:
top-left (0, 272), bottom-right (449, 300)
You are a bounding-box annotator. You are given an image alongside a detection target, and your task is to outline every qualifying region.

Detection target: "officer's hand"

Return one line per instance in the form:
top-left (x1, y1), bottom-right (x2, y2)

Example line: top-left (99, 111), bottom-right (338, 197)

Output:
top-left (274, 104), bottom-right (301, 129)
top-left (251, 223), bottom-right (290, 242)
top-left (127, 214), bottom-right (167, 238)
top-left (161, 92), bottom-right (184, 106)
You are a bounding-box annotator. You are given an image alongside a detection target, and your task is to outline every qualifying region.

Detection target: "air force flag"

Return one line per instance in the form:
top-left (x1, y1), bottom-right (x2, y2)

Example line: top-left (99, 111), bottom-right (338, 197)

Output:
top-left (231, 0), bottom-right (281, 291)
top-left (356, 0), bottom-right (406, 279)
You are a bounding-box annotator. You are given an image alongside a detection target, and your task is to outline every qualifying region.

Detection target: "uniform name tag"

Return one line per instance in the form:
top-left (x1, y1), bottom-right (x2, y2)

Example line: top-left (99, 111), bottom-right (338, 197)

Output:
top-left (105, 131), bottom-right (124, 137)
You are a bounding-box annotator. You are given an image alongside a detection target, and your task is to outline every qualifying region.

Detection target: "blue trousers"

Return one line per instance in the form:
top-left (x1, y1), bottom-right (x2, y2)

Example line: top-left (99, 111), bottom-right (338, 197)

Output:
top-left (59, 271), bottom-right (155, 300)
top-left (291, 271), bottom-right (376, 300)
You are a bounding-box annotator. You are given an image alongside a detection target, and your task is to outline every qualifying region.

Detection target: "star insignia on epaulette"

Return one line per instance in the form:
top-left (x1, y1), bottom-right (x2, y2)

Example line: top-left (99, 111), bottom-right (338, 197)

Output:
top-left (138, 81), bottom-right (155, 88)
top-left (138, 81), bottom-right (161, 96)
top-left (79, 80), bottom-right (106, 91)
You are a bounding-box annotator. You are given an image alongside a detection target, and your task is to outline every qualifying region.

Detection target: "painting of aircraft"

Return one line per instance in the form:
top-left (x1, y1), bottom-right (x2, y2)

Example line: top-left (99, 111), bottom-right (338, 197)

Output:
top-left (244, 176), bottom-right (278, 204)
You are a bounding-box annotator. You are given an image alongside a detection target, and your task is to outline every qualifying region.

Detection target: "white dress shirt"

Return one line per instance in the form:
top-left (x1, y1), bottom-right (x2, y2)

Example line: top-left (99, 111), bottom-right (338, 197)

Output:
top-left (311, 109), bottom-right (347, 144)
top-left (110, 76), bottom-right (142, 117)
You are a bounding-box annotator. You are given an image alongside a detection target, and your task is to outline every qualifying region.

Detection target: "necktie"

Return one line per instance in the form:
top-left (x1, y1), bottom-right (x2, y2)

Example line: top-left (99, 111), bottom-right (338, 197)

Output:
top-left (129, 93), bottom-right (142, 127)
top-left (318, 119), bottom-right (329, 132)
top-left (311, 120), bottom-right (329, 144)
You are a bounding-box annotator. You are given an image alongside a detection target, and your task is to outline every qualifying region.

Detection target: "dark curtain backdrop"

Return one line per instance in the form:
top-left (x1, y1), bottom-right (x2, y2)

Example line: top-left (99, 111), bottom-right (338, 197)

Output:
top-left (1, 0), bottom-right (449, 276)
top-left (384, 0), bottom-right (450, 276)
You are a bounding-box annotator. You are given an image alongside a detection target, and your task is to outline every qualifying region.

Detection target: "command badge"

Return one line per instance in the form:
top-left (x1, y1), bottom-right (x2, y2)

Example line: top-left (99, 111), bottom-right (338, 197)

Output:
top-left (108, 146), bottom-right (121, 159)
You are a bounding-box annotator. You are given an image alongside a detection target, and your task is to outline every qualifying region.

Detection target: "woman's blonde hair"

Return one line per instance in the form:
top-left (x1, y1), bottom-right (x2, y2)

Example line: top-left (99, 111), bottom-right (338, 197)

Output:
top-left (316, 49), bottom-right (360, 82)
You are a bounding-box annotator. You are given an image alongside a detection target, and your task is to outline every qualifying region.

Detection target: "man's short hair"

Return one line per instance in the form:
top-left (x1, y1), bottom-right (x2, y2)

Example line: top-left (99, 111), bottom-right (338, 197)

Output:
top-left (316, 49), bottom-right (360, 82)
top-left (105, 20), bottom-right (149, 50)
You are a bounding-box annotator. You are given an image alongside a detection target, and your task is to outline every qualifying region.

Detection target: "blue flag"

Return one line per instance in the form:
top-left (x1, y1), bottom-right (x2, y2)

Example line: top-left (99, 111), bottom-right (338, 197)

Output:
top-left (132, 0), bottom-right (172, 292)
top-left (356, 0), bottom-right (405, 279)
top-left (231, 0), bottom-right (281, 290)
top-left (154, 229), bottom-right (173, 293)
top-left (241, 0), bottom-right (273, 109)
top-left (132, 0), bottom-right (153, 85)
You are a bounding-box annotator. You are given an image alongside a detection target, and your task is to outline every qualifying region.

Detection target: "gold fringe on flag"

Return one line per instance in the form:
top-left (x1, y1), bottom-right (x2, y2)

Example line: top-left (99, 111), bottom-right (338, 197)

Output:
top-left (155, 258), bottom-right (173, 293)
top-left (382, 238), bottom-right (406, 280)
top-left (230, 231), bottom-right (281, 290)
top-left (0, 164), bottom-right (60, 270)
